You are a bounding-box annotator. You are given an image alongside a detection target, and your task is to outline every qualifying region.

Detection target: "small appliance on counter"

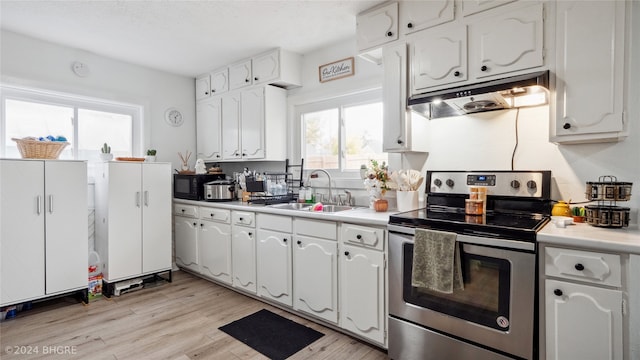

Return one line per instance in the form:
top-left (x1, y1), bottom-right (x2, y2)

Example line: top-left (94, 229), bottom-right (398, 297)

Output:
top-left (173, 173), bottom-right (225, 200)
top-left (204, 179), bottom-right (236, 201)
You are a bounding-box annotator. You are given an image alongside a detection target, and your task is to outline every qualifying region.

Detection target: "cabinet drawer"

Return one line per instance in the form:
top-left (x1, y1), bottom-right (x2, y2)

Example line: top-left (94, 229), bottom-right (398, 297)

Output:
top-left (257, 214), bottom-right (292, 233)
top-left (341, 224), bottom-right (385, 251)
top-left (173, 204), bottom-right (198, 218)
top-left (295, 218), bottom-right (337, 240)
top-left (232, 211), bottom-right (255, 227)
top-left (545, 247), bottom-right (621, 287)
top-left (199, 207), bottom-right (231, 224)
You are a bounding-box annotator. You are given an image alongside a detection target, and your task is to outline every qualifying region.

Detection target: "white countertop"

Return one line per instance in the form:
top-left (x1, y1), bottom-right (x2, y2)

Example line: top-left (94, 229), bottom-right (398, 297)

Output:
top-left (173, 199), bottom-right (392, 227)
top-left (538, 221), bottom-right (640, 254)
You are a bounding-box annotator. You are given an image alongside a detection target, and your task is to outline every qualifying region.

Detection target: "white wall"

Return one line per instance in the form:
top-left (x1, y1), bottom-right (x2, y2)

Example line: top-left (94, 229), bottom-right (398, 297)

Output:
top-left (0, 30), bottom-right (196, 172)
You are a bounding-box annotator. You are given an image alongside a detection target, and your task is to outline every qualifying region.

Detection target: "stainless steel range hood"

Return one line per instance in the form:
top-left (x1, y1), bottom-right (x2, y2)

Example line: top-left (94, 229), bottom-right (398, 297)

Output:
top-left (408, 70), bottom-right (549, 119)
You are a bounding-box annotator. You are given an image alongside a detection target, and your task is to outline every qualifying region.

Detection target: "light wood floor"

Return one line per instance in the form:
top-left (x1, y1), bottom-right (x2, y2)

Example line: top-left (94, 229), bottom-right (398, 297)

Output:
top-left (0, 271), bottom-right (388, 360)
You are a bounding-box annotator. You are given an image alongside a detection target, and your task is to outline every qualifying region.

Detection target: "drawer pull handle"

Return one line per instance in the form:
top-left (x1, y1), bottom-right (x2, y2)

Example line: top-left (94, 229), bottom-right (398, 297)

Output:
top-left (554, 289), bottom-right (563, 297)
top-left (297, 240), bottom-right (302, 245)
top-left (356, 234), bottom-right (362, 240)
top-left (575, 263), bottom-right (584, 271)
top-left (344, 251), bottom-right (350, 256)
top-left (181, 209), bottom-right (185, 213)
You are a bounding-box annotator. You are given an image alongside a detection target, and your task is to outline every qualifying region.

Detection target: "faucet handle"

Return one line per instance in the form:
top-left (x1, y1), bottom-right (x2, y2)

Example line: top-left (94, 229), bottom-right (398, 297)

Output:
top-left (337, 194), bottom-right (346, 206)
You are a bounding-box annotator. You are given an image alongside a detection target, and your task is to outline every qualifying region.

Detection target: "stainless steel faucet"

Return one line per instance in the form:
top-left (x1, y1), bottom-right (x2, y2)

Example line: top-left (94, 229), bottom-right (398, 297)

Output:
top-left (307, 169), bottom-right (333, 204)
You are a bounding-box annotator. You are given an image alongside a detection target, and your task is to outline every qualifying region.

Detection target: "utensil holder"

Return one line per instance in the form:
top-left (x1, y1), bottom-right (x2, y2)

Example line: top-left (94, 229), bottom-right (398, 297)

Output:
top-left (397, 190), bottom-right (419, 212)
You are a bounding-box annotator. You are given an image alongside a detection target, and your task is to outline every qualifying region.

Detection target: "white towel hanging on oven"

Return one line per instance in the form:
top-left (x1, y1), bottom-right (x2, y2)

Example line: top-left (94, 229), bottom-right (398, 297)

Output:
top-left (411, 228), bottom-right (464, 293)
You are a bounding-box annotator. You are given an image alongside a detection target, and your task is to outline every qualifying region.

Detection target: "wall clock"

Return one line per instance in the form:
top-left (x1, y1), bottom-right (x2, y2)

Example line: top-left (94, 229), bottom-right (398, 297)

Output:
top-left (165, 108), bottom-right (184, 127)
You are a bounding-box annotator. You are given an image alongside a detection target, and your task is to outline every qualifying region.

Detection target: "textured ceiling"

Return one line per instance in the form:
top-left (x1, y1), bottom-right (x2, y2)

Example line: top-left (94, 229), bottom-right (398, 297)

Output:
top-left (0, 0), bottom-right (382, 78)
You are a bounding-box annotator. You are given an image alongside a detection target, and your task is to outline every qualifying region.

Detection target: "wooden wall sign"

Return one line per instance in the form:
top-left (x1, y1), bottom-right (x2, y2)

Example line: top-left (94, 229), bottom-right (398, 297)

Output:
top-left (319, 57), bottom-right (355, 83)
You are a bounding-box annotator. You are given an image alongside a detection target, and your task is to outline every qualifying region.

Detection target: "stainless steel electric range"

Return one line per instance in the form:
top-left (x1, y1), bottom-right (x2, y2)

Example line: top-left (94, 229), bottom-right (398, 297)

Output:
top-left (388, 170), bottom-right (552, 360)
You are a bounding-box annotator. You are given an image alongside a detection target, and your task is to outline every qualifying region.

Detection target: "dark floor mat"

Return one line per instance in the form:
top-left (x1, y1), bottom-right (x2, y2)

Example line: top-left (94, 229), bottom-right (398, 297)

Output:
top-left (218, 309), bottom-right (324, 360)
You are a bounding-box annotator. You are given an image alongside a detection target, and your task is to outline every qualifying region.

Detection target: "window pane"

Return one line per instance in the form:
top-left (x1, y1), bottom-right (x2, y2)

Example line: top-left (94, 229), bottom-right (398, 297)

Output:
top-left (5, 99), bottom-right (74, 159)
top-left (78, 109), bottom-right (132, 161)
top-left (302, 108), bottom-right (339, 169)
top-left (344, 102), bottom-right (387, 169)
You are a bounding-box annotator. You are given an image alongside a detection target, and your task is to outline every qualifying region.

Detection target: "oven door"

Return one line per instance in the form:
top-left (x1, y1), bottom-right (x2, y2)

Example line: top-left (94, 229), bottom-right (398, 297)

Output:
top-left (388, 226), bottom-right (536, 359)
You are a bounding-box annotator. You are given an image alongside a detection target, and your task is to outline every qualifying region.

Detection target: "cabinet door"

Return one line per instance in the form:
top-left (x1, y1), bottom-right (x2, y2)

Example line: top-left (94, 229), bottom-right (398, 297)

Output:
top-left (195, 74), bottom-right (211, 101)
top-left (252, 50), bottom-right (280, 85)
top-left (174, 215), bottom-right (199, 273)
top-left (232, 226), bottom-right (256, 293)
top-left (141, 163), bottom-right (172, 274)
top-left (210, 68), bottom-right (229, 95)
top-left (44, 161), bottom-right (88, 295)
top-left (462, 0), bottom-right (516, 17)
top-left (383, 42), bottom-right (409, 152)
top-left (199, 220), bottom-right (232, 284)
top-left (400, 0), bottom-right (454, 35)
top-left (468, 3), bottom-right (544, 79)
top-left (357, 2), bottom-right (398, 51)
top-left (411, 25), bottom-right (467, 92)
top-left (552, 0), bottom-right (625, 142)
top-left (241, 87), bottom-right (266, 159)
top-left (257, 228), bottom-right (292, 306)
top-left (221, 91), bottom-right (241, 160)
top-left (196, 97), bottom-right (223, 161)
top-left (545, 279), bottom-right (623, 360)
top-left (293, 235), bottom-right (338, 323)
top-left (106, 162), bottom-right (142, 280)
top-left (0, 160), bottom-right (45, 305)
top-left (229, 60), bottom-right (252, 90)
top-left (340, 244), bottom-right (385, 345)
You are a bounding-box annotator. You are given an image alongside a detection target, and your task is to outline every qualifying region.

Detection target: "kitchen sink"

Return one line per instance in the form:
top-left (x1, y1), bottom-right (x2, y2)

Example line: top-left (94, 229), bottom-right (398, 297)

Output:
top-left (267, 203), bottom-right (361, 213)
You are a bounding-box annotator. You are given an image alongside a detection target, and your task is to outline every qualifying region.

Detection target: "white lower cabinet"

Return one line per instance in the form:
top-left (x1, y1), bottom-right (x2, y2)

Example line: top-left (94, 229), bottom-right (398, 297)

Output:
top-left (293, 218), bottom-right (338, 323)
top-left (257, 214), bottom-right (293, 306)
top-left (0, 159), bottom-right (88, 306)
top-left (174, 215), bottom-right (199, 273)
top-left (543, 246), bottom-right (624, 360)
top-left (232, 210), bottom-right (257, 293)
top-left (199, 219), bottom-right (232, 285)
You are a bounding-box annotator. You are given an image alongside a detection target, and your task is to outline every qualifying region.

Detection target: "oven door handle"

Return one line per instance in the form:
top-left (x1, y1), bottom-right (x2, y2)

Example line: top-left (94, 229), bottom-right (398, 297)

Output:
top-left (387, 224), bottom-right (535, 252)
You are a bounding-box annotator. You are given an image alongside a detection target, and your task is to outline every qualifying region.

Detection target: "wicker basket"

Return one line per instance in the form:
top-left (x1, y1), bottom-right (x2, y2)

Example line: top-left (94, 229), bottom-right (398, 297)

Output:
top-left (12, 138), bottom-right (69, 159)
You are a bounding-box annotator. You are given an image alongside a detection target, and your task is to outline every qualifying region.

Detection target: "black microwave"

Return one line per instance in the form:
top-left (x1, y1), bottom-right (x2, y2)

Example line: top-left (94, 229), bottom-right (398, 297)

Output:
top-left (173, 173), bottom-right (225, 200)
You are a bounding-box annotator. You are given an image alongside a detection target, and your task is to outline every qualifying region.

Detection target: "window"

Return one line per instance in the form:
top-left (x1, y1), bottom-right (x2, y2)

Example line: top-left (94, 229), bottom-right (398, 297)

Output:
top-left (1, 85), bottom-right (142, 161)
top-left (297, 89), bottom-right (387, 174)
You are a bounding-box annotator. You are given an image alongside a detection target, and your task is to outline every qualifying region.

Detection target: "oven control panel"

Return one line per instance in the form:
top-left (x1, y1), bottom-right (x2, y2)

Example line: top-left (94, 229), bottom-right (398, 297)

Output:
top-left (428, 171), bottom-right (550, 198)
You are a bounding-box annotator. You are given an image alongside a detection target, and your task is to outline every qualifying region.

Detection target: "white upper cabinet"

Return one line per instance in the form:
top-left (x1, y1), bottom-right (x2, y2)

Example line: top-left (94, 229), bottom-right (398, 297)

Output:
top-left (196, 96), bottom-right (223, 161)
top-left (467, 3), bottom-right (544, 80)
top-left (229, 59), bottom-right (253, 90)
top-left (221, 91), bottom-right (242, 160)
top-left (210, 68), bottom-right (229, 96)
top-left (551, 0), bottom-right (627, 144)
top-left (357, 2), bottom-right (398, 52)
top-left (462, 0), bottom-right (517, 17)
top-left (411, 25), bottom-right (467, 92)
top-left (252, 50), bottom-right (280, 85)
top-left (400, 0), bottom-right (454, 35)
top-left (195, 74), bottom-right (211, 101)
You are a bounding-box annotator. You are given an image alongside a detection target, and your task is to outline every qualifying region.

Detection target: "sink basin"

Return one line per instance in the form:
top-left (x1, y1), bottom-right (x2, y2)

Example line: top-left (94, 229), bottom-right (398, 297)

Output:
top-left (268, 203), bottom-right (312, 211)
top-left (316, 205), bottom-right (356, 213)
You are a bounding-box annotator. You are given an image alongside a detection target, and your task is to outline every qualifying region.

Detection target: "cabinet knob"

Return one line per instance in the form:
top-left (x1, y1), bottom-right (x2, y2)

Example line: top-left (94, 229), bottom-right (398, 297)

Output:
top-left (181, 209), bottom-right (185, 212)
top-left (344, 251), bottom-right (350, 256)
top-left (563, 123), bottom-right (571, 130)
top-left (283, 238), bottom-right (287, 243)
top-left (205, 91), bottom-right (209, 95)
top-left (454, 71), bottom-right (461, 77)
top-left (200, 223), bottom-right (204, 227)
top-left (575, 263), bottom-right (585, 271)
top-left (554, 289), bottom-right (563, 297)
top-left (407, 23), bottom-right (413, 29)
top-left (356, 234), bottom-right (362, 240)
top-left (245, 78), bottom-right (250, 83)
top-left (239, 217), bottom-right (243, 221)
top-left (254, 77), bottom-right (258, 81)
top-left (210, 213), bottom-right (214, 217)
top-left (397, 139), bottom-right (403, 144)
top-left (242, 153), bottom-right (247, 157)
top-left (386, 31), bottom-right (393, 37)
top-left (192, 222), bottom-right (197, 226)
top-left (216, 154), bottom-right (221, 158)
top-left (481, 65), bottom-right (488, 72)
top-left (212, 89), bottom-right (215, 93)
top-left (297, 240), bottom-right (302, 245)
top-left (248, 232), bottom-right (253, 236)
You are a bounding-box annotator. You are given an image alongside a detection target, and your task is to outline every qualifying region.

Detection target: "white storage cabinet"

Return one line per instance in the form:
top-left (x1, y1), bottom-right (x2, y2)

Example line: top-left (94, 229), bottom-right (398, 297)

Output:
top-left (174, 204), bottom-right (200, 273)
top-left (256, 213), bottom-right (293, 306)
top-left (293, 218), bottom-right (338, 323)
top-left (0, 159), bottom-right (88, 306)
top-left (199, 207), bottom-right (232, 284)
top-left (339, 223), bottom-right (387, 346)
top-left (95, 161), bottom-right (172, 294)
top-left (196, 96), bottom-right (223, 161)
top-left (543, 246), bottom-right (623, 360)
top-left (231, 210), bottom-right (257, 293)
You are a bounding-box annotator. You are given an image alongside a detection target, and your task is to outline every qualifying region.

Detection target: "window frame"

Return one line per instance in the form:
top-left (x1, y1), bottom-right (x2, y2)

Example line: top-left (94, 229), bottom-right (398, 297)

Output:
top-left (294, 88), bottom-right (384, 178)
top-left (1, 84), bottom-right (143, 159)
